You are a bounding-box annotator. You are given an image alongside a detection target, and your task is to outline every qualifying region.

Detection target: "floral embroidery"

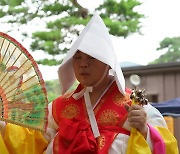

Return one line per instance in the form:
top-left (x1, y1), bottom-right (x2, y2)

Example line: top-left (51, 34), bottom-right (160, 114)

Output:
top-left (53, 133), bottom-right (59, 154)
top-left (61, 104), bottom-right (80, 119)
top-left (113, 92), bottom-right (131, 106)
top-left (97, 134), bottom-right (106, 150)
top-left (98, 109), bottom-right (119, 126)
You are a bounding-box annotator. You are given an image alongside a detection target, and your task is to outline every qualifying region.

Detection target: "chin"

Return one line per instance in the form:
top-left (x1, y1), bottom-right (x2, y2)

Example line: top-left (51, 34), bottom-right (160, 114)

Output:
top-left (81, 83), bottom-right (92, 87)
top-left (80, 81), bottom-right (93, 87)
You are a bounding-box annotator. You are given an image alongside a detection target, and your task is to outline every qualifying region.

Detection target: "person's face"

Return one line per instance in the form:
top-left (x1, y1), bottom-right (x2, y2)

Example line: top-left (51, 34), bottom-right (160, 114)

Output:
top-left (72, 51), bottom-right (108, 87)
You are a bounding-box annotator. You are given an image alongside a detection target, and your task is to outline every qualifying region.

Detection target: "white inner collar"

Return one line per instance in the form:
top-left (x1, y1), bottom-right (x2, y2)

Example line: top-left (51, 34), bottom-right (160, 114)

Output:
top-left (93, 79), bottom-right (114, 109)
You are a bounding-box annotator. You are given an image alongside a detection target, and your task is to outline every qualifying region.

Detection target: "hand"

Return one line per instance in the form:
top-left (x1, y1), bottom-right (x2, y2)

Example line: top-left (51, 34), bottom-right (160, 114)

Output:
top-left (125, 104), bottom-right (148, 138)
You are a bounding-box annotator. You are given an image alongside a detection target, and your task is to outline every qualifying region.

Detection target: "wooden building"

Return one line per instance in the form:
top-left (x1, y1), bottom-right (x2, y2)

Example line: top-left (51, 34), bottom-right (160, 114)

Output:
top-left (122, 62), bottom-right (180, 102)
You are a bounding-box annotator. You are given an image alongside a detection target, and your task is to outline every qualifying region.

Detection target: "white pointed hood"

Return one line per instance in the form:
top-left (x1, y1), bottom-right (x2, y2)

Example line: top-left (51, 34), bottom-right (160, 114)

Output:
top-left (58, 12), bottom-right (125, 95)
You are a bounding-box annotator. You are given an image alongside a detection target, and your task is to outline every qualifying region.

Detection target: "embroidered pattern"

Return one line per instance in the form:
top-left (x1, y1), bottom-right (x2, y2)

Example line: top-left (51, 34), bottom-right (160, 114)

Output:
top-left (113, 92), bottom-right (131, 106)
top-left (97, 134), bottom-right (106, 150)
top-left (98, 109), bottom-right (119, 126)
top-left (94, 99), bottom-right (105, 114)
top-left (61, 104), bottom-right (80, 119)
top-left (53, 134), bottom-right (59, 154)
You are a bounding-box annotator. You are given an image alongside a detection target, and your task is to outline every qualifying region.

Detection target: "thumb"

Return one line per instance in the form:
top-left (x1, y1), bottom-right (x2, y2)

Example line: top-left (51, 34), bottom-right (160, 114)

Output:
top-left (124, 104), bottom-right (130, 112)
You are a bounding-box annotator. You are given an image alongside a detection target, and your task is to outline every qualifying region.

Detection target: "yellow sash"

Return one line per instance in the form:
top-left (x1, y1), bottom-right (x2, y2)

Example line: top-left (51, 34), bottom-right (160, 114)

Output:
top-left (0, 134), bottom-right (9, 154)
top-left (126, 128), bottom-right (151, 154)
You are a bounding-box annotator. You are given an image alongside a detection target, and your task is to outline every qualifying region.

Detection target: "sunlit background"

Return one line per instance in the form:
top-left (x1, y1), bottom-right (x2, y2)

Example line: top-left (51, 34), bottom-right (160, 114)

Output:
top-left (1, 0), bottom-right (180, 81)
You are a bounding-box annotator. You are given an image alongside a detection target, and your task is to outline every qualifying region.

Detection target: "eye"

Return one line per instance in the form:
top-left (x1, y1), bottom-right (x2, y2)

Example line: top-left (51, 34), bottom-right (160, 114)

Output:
top-left (73, 55), bottom-right (81, 59)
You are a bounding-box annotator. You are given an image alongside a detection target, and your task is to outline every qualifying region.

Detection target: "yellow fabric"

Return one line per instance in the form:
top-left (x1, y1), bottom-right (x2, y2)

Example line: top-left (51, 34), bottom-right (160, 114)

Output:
top-left (126, 126), bottom-right (179, 154)
top-left (155, 126), bottom-right (179, 154)
top-left (0, 134), bottom-right (9, 154)
top-left (126, 128), bottom-right (151, 154)
top-left (4, 123), bottom-right (48, 154)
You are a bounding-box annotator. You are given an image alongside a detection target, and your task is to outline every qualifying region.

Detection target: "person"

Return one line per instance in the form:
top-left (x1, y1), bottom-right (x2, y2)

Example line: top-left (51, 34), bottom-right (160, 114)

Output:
top-left (0, 12), bottom-right (179, 154)
top-left (44, 12), bottom-right (179, 153)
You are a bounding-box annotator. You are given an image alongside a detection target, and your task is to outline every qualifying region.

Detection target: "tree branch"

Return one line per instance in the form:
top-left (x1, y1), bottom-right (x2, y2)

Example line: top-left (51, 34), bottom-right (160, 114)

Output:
top-left (71, 0), bottom-right (88, 18)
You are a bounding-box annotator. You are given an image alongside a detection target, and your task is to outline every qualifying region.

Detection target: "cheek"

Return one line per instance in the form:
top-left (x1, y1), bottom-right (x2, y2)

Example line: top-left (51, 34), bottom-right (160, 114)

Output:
top-left (73, 62), bottom-right (79, 76)
top-left (73, 67), bottom-right (79, 78)
top-left (92, 65), bottom-right (106, 79)
top-left (96, 70), bottom-right (104, 80)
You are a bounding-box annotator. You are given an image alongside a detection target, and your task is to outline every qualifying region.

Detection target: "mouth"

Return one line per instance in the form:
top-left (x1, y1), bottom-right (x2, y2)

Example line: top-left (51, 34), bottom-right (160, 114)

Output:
top-left (80, 73), bottom-right (89, 76)
top-left (80, 72), bottom-right (89, 76)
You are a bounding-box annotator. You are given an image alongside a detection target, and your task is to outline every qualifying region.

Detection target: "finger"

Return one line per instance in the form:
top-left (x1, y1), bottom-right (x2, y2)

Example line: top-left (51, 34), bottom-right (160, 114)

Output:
top-left (128, 110), bottom-right (143, 117)
top-left (128, 113), bottom-right (147, 127)
top-left (128, 117), bottom-right (147, 128)
top-left (128, 104), bottom-right (143, 112)
top-left (128, 122), bottom-right (144, 130)
top-left (124, 104), bottom-right (130, 111)
top-left (128, 115), bottom-right (144, 123)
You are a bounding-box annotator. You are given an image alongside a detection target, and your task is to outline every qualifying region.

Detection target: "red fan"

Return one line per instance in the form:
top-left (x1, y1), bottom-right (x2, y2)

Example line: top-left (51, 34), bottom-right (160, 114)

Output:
top-left (0, 32), bottom-right (48, 132)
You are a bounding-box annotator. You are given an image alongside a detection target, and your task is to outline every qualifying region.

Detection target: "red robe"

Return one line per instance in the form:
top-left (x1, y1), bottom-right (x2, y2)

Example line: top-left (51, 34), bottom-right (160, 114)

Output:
top-left (52, 82), bottom-right (132, 154)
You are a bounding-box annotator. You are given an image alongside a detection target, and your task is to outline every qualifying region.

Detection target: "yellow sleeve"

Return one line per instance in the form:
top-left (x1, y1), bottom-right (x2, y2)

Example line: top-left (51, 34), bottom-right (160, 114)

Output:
top-left (126, 127), bottom-right (179, 154)
top-left (3, 123), bottom-right (48, 154)
top-left (155, 126), bottom-right (179, 154)
top-left (0, 134), bottom-right (9, 154)
top-left (126, 128), bottom-right (151, 154)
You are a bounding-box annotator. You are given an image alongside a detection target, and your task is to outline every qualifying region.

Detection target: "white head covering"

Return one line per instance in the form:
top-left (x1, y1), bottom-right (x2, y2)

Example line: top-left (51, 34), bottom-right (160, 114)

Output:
top-left (58, 12), bottom-right (125, 95)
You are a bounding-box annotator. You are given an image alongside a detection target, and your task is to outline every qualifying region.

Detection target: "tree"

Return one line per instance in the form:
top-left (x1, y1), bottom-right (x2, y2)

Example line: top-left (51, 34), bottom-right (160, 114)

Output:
top-left (45, 79), bottom-right (78, 102)
top-left (149, 36), bottom-right (180, 64)
top-left (0, 0), bottom-right (144, 66)
top-left (45, 79), bottom-right (60, 102)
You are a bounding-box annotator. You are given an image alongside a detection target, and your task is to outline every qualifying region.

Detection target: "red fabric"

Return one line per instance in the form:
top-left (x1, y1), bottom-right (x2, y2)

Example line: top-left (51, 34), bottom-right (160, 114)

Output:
top-left (55, 118), bottom-right (131, 154)
top-left (52, 82), bottom-right (132, 153)
top-left (58, 118), bottom-right (97, 154)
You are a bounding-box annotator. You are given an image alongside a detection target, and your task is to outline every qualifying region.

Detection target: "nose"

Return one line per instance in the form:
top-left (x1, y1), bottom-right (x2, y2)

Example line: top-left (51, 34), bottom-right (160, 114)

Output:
top-left (80, 57), bottom-right (89, 67)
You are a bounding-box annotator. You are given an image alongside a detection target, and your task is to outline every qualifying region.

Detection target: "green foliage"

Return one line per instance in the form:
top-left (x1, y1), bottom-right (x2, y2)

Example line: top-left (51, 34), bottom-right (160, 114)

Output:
top-left (8, 6), bottom-right (28, 15)
top-left (47, 16), bottom-right (90, 29)
top-left (43, 2), bottom-right (71, 15)
top-left (149, 37), bottom-right (180, 64)
top-left (0, 10), bottom-right (6, 17)
top-left (1, 0), bottom-right (144, 66)
top-left (0, 0), bottom-right (7, 5)
top-left (45, 79), bottom-right (78, 103)
top-left (98, 0), bottom-right (143, 37)
top-left (45, 79), bottom-right (61, 103)
top-left (32, 31), bottom-right (61, 41)
top-left (31, 31), bottom-right (63, 56)
top-left (0, 0), bottom-right (24, 6)
top-left (37, 59), bottom-right (63, 66)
